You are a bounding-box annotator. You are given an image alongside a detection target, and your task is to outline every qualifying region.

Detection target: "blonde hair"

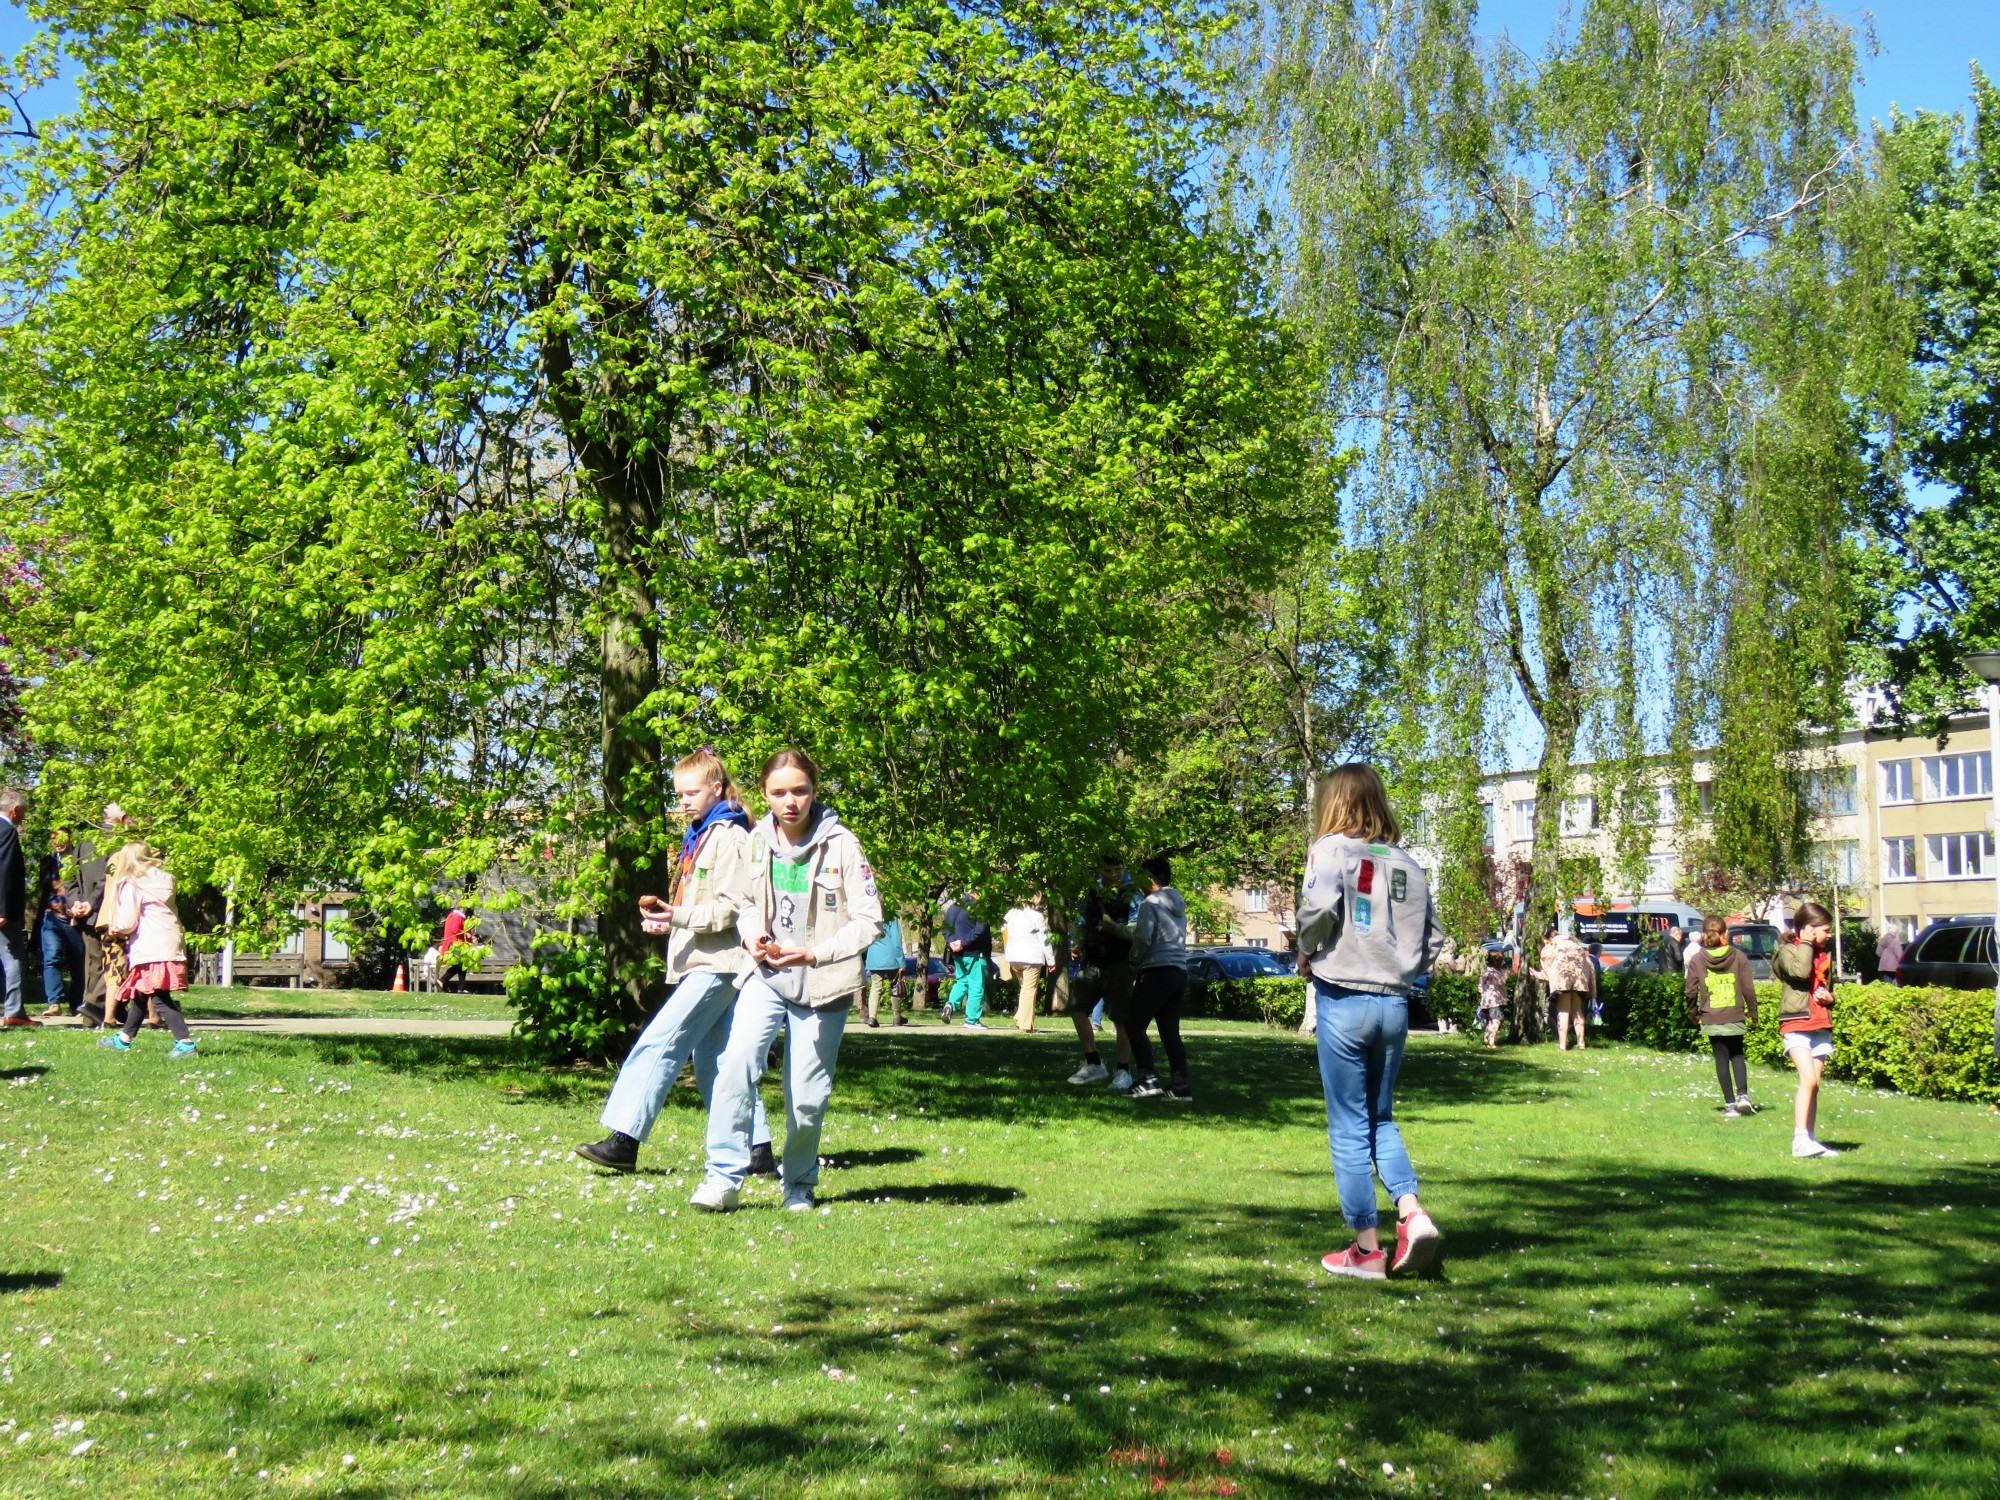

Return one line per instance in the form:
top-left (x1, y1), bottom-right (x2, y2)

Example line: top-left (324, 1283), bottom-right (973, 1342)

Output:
top-left (1312, 763), bottom-right (1401, 844)
top-left (104, 841), bottom-right (163, 920)
top-left (673, 749), bottom-right (738, 803)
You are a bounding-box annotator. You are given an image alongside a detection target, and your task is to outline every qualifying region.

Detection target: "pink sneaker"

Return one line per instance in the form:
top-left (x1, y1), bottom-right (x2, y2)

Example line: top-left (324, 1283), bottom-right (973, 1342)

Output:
top-left (1391, 1211), bottom-right (1441, 1277)
top-left (1321, 1243), bottom-right (1387, 1281)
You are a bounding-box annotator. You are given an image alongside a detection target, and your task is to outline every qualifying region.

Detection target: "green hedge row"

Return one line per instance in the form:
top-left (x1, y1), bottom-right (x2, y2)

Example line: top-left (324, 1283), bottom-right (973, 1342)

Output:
top-left (1601, 971), bottom-right (2000, 1105)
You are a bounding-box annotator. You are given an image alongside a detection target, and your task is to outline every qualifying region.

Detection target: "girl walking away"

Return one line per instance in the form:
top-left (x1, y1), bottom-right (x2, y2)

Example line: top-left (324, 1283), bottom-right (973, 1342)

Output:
top-left (1298, 764), bottom-right (1446, 1281)
top-left (1124, 857), bottom-right (1192, 1101)
top-left (576, 750), bottom-right (774, 1175)
top-left (1686, 915), bottom-right (1759, 1117)
top-left (1533, 925), bottom-right (1597, 1051)
top-left (696, 750), bottom-right (883, 1213)
top-left (97, 843), bottom-right (196, 1057)
top-left (1776, 902), bottom-right (1840, 1158)
top-left (1475, 949), bottom-right (1508, 1048)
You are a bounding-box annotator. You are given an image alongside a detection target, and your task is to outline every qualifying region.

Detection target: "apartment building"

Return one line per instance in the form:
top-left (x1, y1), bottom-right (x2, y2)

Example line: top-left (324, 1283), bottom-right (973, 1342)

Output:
top-left (1468, 703), bottom-right (1994, 939)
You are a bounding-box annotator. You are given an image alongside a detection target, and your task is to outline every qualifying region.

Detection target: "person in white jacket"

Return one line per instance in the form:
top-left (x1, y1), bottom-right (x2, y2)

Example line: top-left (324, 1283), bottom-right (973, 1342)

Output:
top-left (1001, 900), bottom-right (1055, 1032)
top-left (97, 843), bottom-right (197, 1057)
top-left (695, 749), bottom-right (884, 1213)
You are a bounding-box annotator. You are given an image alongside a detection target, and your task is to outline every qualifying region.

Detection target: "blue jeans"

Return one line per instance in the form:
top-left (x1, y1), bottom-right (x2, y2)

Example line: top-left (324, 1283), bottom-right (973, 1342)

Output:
top-left (0, 925), bottom-right (23, 1019)
top-left (1314, 983), bottom-right (1420, 1231)
top-left (600, 970), bottom-right (771, 1149)
top-left (40, 913), bottom-right (84, 1012)
top-left (706, 973), bottom-right (849, 1192)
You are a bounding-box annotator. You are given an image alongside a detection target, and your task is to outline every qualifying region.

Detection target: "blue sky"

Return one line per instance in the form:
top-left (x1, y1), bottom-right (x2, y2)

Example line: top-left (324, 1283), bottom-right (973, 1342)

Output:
top-left (2, 2), bottom-right (1991, 126)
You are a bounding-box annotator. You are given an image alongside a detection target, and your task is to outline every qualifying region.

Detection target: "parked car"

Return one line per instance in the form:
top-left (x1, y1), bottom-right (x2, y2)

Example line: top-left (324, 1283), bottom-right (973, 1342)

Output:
top-left (1727, 922), bottom-right (1781, 981)
top-left (899, 953), bottom-right (951, 1008)
top-left (1187, 946), bottom-right (1296, 985)
top-left (1895, 917), bottom-right (1997, 991)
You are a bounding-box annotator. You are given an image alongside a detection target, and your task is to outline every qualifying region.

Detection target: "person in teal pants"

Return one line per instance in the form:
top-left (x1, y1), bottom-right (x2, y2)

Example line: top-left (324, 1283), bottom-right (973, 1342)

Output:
top-left (941, 891), bottom-right (993, 1030)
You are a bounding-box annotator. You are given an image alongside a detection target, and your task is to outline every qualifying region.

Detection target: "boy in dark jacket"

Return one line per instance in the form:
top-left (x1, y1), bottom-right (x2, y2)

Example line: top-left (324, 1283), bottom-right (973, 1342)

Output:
top-left (1685, 915), bottom-right (1758, 1117)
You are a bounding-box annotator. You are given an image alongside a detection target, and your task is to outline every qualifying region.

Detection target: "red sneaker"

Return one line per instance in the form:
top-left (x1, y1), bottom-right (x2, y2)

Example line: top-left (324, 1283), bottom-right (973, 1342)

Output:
top-left (2, 1015), bottom-right (43, 1028)
top-left (1320, 1243), bottom-right (1387, 1281)
top-left (1391, 1211), bottom-right (1441, 1277)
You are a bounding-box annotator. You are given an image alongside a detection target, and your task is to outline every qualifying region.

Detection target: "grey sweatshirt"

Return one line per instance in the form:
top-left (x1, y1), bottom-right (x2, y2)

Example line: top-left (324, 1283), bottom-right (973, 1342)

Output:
top-left (1296, 833), bottom-right (1442, 995)
top-left (1129, 886), bottom-right (1190, 971)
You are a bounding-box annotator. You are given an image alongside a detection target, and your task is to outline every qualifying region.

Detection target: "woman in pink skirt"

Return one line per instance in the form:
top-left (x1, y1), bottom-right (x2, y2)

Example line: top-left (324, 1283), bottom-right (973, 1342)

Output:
top-left (98, 843), bottom-right (196, 1057)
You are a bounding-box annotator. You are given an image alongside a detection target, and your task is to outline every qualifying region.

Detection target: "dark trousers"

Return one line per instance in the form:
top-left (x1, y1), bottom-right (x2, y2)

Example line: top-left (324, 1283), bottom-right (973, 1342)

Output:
top-left (80, 927), bottom-right (107, 1024)
top-left (1710, 1034), bottom-right (1748, 1103)
top-left (1128, 965), bottom-right (1189, 1085)
top-left (121, 988), bottom-right (190, 1042)
top-left (39, 913), bottom-right (84, 1012)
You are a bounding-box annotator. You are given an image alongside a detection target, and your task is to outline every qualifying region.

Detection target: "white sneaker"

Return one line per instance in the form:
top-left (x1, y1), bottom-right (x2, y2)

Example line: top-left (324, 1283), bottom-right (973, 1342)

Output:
top-left (1792, 1135), bottom-right (1838, 1158)
top-left (962, 1019), bottom-right (987, 1030)
top-left (1068, 1061), bottom-right (1109, 1086)
top-left (1108, 1068), bottom-right (1134, 1092)
top-left (690, 1178), bottom-right (741, 1211)
top-left (782, 1187), bottom-right (816, 1213)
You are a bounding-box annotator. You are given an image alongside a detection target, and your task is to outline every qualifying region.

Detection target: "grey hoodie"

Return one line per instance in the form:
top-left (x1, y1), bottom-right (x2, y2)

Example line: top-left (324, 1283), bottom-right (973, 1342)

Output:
top-left (1296, 833), bottom-right (1442, 996)
top-left (1129, 886), bottom-right (1190, 971)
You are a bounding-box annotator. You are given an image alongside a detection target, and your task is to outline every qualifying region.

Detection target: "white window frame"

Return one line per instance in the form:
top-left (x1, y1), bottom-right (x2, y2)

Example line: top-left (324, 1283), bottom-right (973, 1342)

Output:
top-left (1242, 888), bottom-right (1269, 915)
top-left (1643, 852), bottom-right (1678, 892)
top-left (1560, 795), bottom-right (1599, 837)
top-left (1883, 836), bottom-right (1918, 882)
top-left (1815, 840), bottom-right (1861, 886)
top-left (1245, 937), bottom-right (1269, 949)
top-left (321, 904), bottom-right (351, 964)
top-left (1480, 802), bottom-right (1496, 849)
top-left (1513, 799), bottom-right (1537, 841)
top-left (1921, 752), bottom-right (1992, 803)
top-left (1924, 831), bottom-right (1995, 879)
top-left (1880, 759), bottom-right (1914, 805)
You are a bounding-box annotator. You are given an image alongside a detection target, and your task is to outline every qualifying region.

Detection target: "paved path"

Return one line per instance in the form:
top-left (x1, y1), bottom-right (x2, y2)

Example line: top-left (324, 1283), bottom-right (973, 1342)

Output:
top-left (34, 1014), bottom-right (515, 1038)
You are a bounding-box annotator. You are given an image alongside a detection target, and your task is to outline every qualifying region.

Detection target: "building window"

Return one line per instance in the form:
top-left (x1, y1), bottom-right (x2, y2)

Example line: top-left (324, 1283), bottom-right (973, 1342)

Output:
top-left (1513, 799), bottom-right (1536, 841)
top-left (1921, 751), bottom-right (1991, 802)
top-left (1925, 831), bottom-right (1995, 879)
top-left (281, 906), bottom-right (305, 956)
top-left (1813, 840), bottom-right (1862, 886)
top-left (1886, 915), bottom-right (1920, 942)
top-left (1560, 796), bottom-right (1599, 836)
top-left (1644, 853), bottom-right (1678, 892)
top-left (1883, 837), bottom-right (1918, 881)
top-left (1880, 759), bottom-right (1914, 805)
top-left (1624, 787), bottom-right (1673, 827)
top-left (1480, 802), bottom-right (1495, 849)
top-left (1807, 766), bottom-right (1857, 817)
top-left (1696, 781), bottom-right (1715, 818)
top-left (1245, 937), bottom-right (1269, 949)
top-left (1242, 888), bottom-right (1269, 915)
top-left (321, 905), bottom-right (350, 964)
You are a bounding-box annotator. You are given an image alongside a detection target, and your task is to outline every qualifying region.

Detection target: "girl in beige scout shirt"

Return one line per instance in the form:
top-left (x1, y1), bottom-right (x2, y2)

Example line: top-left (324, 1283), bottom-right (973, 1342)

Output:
top-left (695, 749), bottom-right (884, 1213)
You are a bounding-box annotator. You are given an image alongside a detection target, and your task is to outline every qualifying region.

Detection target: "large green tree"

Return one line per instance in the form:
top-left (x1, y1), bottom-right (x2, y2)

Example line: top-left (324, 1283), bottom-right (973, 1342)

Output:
top-left (1245, 0), bottom-right (1899, 988)
top-left (0, 0), bottom-right (1311, 1025)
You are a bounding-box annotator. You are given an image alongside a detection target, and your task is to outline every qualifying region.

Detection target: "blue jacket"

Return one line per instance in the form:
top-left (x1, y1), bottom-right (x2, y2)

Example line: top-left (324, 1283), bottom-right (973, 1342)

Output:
top-left (942, 902), bottom-right (991, 958)
top-left (865, 918), bottom-right (905, 974)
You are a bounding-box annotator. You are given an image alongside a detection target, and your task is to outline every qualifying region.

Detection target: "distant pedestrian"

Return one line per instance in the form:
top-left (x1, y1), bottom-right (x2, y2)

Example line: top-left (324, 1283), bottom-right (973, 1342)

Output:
top-left (1662, 925), bottom-right (1688, 974)
top-left (864, 916), bottom-right (907, 1028)
top-left (941, 890), bottom-right (993, 1030)
top-left (1475, 949), bottom-right (1508, 1047)
top-left (97, 842), bottom-right (197, 1056)
top-left (439, 905), bottom-right (470, 992)
top-left (1299, 763), bottom-right (1445, 1281)
top-left (1065, 857), bottom-right (1138, 1089)
top-left (1534, 927), bottom-right (1596, 1052)
top-left (1001, 899), bottom-right (1055, 1032)
top-left (0, 789), bottom-right (31, 1028)
top-left (1777, 901), bottom-right (1839, 1159)
top-left (1875, 926), bottom-right (1903, 982)
top-left (1686, 915), bottom-right (1758, 1117)
top-left (1124, 857), bottom-right (1192, 1101)
top-left (35, 827), bottom-right (84, 1017)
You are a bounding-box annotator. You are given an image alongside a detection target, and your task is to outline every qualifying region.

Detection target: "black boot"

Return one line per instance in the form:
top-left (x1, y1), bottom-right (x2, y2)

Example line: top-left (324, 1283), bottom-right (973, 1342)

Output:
top-left (575, 1131), bottom-right (639, 1173)
top-left (748, 1142), bottom-right (778, 1178)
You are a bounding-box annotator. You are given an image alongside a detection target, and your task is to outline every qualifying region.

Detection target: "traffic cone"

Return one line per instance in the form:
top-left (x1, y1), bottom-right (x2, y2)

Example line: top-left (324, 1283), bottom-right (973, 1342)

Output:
top-left (392, 962), bottom-right (407, 993)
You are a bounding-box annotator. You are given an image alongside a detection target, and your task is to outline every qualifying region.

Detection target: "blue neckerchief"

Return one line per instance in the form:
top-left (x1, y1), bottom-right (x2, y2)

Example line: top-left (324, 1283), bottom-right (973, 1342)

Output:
top-left (681, 799), bottom-right (751, 862)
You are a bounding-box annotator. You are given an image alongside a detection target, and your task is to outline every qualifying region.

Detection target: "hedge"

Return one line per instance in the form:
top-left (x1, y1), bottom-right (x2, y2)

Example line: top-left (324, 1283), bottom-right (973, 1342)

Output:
top-left (1600, 970), bottom-right (2000, 1105)
top-left (1187, 976), bottom-right (1307, 1029)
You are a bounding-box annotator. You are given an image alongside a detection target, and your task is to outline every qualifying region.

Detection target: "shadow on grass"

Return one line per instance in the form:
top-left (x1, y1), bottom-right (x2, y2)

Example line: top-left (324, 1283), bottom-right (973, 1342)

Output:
top-left (0, 1064), bottom-right (50, 1081)
top-left (0, 1270), bottom-right (62, 1293)
top-left (817, 1181), bottom-right (1023, 1207)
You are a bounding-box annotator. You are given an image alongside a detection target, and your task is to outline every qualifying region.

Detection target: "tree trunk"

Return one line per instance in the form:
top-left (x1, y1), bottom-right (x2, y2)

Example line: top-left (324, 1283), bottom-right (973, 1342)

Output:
top-left (598, 473), bottom-right (664, 1034)
top-left (911, 894), bottom-right (938, 1012)
top-left (1514, 694), bottom-right (1582, 1045)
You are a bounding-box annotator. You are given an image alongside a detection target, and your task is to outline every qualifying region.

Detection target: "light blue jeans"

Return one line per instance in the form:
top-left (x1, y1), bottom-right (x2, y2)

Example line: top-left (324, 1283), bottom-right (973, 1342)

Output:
top-left (1314, 982), bottom-right (1419, 1231)
top-left (601, 970), bottom-right (771, 1149)
top-left (705, 972), bottom-right (849, 1192)
top-left (0, 926), bottom-right (24, 1019)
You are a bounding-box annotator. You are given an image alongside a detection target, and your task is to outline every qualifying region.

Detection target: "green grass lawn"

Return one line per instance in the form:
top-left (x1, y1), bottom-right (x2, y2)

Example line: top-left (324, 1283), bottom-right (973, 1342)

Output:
top-left (0, 1021), bottom-right (1995, 1497)
top-left (175, 986), bottom-right (515, 1023)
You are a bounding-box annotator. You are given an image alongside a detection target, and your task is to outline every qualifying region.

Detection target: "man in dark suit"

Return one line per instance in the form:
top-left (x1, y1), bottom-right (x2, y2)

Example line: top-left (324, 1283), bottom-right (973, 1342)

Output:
top-left (0, 787), bottom-right (32, 1027)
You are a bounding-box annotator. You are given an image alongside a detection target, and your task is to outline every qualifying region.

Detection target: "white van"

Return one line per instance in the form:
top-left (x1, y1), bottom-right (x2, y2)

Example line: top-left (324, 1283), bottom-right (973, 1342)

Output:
top-left (1570, 902), bottom-right (1707, 967)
